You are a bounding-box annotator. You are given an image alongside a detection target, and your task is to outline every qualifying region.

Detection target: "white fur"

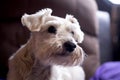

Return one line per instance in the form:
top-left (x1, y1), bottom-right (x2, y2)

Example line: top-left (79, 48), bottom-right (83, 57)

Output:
top-left (50, 65), bottom-right (85, 80)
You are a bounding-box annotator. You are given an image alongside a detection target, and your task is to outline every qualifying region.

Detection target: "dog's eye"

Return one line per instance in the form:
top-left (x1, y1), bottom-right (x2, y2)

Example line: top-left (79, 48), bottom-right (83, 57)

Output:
top-left (48, 26), bottom-right (56, 34)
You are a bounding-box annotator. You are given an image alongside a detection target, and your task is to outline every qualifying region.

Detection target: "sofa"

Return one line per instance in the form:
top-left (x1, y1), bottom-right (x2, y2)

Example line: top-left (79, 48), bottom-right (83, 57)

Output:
top-left (0, 0), bottom-right (100, 80)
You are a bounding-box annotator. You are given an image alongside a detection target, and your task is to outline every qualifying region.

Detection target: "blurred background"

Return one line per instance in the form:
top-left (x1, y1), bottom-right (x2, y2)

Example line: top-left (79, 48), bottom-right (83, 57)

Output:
top-left (96, 0), bottom-right (120, 62)
top-left (0, 0), bottom-right (120, 80)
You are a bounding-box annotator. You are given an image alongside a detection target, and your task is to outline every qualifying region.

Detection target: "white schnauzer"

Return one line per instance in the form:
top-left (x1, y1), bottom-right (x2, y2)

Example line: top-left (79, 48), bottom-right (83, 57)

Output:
top-left (7, 8), bottom-right (85, 80)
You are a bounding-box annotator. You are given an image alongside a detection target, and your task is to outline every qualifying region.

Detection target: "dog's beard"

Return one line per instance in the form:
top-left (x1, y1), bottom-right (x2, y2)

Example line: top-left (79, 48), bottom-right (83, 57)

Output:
top-left (34, 41), bottom-right (84, 66)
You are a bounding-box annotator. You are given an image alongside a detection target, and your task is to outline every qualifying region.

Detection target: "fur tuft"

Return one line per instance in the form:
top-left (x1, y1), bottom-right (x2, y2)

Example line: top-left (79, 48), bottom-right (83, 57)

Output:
top-left (36, 8), bottom-right (52, 16)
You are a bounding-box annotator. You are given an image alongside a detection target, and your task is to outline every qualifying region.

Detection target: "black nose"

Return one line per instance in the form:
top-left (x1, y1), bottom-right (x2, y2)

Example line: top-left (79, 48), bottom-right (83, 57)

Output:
top-left (64, 41), bottom-right (76, 52)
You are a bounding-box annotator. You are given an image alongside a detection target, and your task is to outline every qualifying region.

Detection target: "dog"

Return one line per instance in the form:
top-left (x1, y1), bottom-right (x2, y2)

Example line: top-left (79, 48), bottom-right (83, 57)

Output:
top-left (7, 8), bottom-right (85, 80)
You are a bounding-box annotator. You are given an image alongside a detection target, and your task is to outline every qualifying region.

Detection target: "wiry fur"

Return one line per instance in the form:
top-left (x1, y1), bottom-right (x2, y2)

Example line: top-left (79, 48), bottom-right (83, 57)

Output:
top-left (7, 8), bottom-right (85, 80)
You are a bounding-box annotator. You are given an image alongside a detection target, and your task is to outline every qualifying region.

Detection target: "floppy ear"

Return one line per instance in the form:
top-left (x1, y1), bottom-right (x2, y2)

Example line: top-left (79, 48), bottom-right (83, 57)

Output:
top-left (65, 14), bottom-right (79, 25)
top-left (66, 14), bottom-right (84, 43)
top-left (21, 8), bottom-right (52, 32)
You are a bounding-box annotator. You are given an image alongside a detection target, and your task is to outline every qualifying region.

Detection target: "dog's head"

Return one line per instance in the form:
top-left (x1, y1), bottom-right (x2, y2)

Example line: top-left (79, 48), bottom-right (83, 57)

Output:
top-left (21, 8), bottom-right (85, 66)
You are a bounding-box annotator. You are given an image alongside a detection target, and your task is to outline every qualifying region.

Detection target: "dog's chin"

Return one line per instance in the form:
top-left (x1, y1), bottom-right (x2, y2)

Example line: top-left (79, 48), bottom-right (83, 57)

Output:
top-left (44, 51), bottom-right (84, 66)
top-left (56, 51), bottom-right (72, 57)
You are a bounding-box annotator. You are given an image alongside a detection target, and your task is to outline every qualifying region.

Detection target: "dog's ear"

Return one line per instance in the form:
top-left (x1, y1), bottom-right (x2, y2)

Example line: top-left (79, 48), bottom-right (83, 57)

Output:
top-left (21, 8), bottom-right (52, 32)
top-left (65, 14), bottom-right (79, 25)
top-left (66, 14), bottom-right (84, 43)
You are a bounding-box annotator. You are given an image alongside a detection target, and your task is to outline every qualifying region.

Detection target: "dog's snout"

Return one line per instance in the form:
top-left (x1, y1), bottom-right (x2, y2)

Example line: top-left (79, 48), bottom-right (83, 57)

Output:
top-left (64, 41), bottom-right (76, 52)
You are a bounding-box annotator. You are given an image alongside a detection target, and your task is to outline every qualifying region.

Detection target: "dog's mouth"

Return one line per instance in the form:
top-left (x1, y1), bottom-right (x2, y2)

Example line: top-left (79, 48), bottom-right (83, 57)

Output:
top-left (57, 52), bottom-right (68, 56)
top-left (56, 50), bottom-right (72, 57)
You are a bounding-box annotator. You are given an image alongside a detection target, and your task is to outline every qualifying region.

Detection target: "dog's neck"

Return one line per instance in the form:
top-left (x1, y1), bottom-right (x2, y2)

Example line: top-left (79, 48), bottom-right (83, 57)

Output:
top-left (22, 39), bottom-right (52, 80)
top-left (26, 59), bottom-right (51, 80)
top-left (28, 59), bottom-right (85, 80)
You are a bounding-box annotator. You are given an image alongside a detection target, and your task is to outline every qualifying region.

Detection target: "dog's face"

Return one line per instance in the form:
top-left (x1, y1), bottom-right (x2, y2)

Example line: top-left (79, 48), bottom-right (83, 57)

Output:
top-left (21, 8), bottom-right (85, 66)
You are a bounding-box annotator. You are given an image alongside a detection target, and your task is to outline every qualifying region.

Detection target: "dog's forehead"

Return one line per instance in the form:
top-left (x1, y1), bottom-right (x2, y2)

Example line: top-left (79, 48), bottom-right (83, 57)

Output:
top-left (45, 16), bottom-right (70, 23)
top-left (44, 16), bottom-right (79, 29)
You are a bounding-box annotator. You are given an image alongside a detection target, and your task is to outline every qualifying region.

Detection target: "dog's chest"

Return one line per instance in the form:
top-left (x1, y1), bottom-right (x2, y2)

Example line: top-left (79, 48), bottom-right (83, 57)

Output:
top-left (50, 65), bottom-right (85, 80)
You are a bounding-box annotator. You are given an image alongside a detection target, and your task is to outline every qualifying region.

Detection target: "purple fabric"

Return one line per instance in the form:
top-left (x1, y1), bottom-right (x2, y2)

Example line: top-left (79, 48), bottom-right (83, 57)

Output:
top-left (90, 62), bottom-right (120, 80)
